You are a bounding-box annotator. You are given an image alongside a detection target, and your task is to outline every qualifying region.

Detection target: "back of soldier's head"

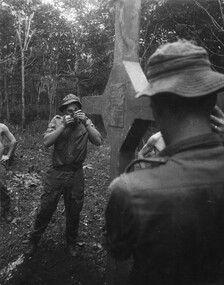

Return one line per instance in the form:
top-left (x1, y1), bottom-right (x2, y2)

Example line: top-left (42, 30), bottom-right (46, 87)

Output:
top-left (136, 39), bottom-right (224, 128)
top-left (150, 92), bottom-right (217, 119)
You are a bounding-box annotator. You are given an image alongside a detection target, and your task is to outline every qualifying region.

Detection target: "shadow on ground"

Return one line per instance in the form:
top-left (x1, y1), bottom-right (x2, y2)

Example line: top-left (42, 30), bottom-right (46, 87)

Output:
top-left (4, 243), bottom-right (105, 285)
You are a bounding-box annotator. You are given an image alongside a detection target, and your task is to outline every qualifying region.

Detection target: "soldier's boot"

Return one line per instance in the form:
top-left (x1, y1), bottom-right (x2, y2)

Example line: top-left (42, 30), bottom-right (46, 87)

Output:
top-left (2, 209), bottom-right (13, 223)
top-left (25, 241), bottom-right (38, 257)
top-left (66, 243), bottom-right (77, 257)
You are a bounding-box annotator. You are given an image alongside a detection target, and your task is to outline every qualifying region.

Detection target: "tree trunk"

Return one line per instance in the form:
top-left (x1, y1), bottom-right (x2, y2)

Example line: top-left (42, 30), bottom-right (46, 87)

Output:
top-left (21, 50), bottom-right (25, 128)
top-left (0, 89), bottom-right (3, 120)
top-left (48, 79), bottom-right (57, 121)
top-left (77, 81), bottom-right (80, 97)
top-left (49, 90), bottom-right (56, 121)
top-left (37, 88), bottom-right (41, 118)
top-left (4, 75), bottom-right (10, 121)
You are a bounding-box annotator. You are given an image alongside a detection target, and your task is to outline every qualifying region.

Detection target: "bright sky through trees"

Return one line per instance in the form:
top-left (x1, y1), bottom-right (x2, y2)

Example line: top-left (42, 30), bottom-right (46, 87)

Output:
top-left (40, 0), bottom-right (98, 22)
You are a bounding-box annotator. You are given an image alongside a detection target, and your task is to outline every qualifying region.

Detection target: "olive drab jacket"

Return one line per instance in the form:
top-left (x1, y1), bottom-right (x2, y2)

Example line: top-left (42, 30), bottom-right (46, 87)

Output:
top-left (104, 133), bottom-right (224, 285)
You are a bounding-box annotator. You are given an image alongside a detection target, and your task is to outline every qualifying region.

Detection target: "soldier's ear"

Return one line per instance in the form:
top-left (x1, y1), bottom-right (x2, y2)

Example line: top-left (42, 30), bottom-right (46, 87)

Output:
top-left (150, 99), bottom-right (162, 121)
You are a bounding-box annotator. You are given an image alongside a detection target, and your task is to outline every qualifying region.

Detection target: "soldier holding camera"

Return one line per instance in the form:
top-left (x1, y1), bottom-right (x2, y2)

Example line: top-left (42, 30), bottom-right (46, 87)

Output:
top-left (26, 94), bottom-right (102, 256)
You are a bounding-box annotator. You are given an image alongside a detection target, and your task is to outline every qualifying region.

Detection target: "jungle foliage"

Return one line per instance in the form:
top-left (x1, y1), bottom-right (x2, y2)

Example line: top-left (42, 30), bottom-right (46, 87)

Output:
top-left (0, 0), bottom-right (224, 124)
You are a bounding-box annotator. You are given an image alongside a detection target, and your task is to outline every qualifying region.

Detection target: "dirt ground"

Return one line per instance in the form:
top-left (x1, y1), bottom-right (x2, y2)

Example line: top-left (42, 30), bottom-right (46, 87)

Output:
top-left (0, 120), bottom-right (110, 285)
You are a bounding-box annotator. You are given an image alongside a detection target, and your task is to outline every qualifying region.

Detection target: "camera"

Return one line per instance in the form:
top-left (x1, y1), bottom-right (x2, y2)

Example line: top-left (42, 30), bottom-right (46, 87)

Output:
top-left (72, 110), bottom-right (82, 123)
top-left (64, 114), bottom-right (78, 124)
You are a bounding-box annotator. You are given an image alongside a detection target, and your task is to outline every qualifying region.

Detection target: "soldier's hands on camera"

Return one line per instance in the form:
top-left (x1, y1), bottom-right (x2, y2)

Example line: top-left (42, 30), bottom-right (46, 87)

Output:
top-left (63, 110), bottom-right (88, 127)
top-left (63, 114), bottom-right (75, 126)
top-left (73, 110), bottom-right (88, 126)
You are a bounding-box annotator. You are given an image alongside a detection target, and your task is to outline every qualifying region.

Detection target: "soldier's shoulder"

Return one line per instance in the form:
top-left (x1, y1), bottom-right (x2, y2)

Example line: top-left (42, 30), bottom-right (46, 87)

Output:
top-left (50, 115), bottom-right (63, 123)
top-left (46, 115), bottom-right (63, 131)
top-left (109, 175), bottom-right (132, 200)
top-left (54, 115), bottom-right (63, 120)
top-left (0, 123), bottom-right (10, 135)
top-left (125, 156), bottom-right (168, 173)
top-left (0, 123), bottom-right (7, 129)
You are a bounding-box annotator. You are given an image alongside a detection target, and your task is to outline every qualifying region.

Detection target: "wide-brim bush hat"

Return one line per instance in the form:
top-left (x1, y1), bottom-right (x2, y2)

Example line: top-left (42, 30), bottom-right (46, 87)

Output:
top-left (136, 39), bottom-right (224, 98)
top-left (59, 94), bottom-right (82, 112)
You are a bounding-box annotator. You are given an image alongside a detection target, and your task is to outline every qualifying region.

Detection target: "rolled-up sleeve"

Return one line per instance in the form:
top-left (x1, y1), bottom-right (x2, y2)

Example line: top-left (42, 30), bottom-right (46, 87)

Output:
top-left (103, 176), bottom-right (139, 261)
top-left (44, 116), bottom-right (62, 135)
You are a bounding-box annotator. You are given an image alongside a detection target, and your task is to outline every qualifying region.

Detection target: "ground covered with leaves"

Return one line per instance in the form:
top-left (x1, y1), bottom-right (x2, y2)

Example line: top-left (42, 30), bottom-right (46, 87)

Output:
top-left (0, 120), bottom-right (110, 285)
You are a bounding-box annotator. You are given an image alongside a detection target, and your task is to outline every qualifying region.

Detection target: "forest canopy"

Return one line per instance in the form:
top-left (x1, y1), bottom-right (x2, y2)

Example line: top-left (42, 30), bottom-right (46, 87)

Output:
top-left (0, 0), bottom-right (224, 124)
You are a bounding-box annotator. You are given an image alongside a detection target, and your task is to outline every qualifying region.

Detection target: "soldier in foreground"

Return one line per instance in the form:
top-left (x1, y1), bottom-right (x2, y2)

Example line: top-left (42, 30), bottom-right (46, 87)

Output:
top-left (0, 123), bottom-right (17, 223)
top-left (27, 94), bottom-right (102, 256)
top-left (104, 40), bottom-right (224, 285)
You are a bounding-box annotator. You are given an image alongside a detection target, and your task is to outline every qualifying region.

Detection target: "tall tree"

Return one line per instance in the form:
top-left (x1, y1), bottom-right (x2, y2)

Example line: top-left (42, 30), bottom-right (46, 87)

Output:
top-left (15, 10), bottom-right (35, 127)
top-left (58, 0), bottom-right (115, 95)
top-left (0, 2), bottom-right (17, 121)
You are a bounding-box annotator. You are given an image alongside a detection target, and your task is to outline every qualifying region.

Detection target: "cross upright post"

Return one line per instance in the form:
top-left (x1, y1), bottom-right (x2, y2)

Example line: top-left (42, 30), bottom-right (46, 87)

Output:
top-left (82, 0), bottom-right (153, 180)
